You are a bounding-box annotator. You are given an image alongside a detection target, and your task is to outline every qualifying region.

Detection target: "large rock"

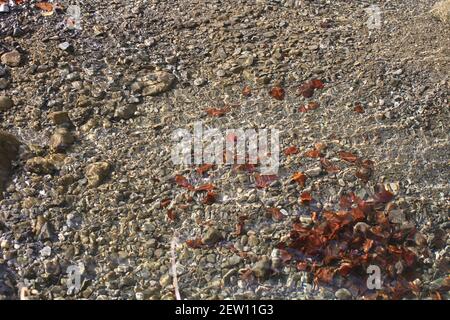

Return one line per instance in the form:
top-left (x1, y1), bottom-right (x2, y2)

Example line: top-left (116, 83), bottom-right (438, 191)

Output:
top-left (0, 131), bottom-right (20, 197)
top-left (0, 96), bottom-right (13, 111)
top-left (85, 161), bottom-right (111, 187)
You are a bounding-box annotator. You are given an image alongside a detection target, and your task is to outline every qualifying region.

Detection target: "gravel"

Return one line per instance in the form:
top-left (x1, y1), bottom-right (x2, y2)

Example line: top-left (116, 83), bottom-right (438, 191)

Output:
top-left (0, 0), bottom-right (448, 300)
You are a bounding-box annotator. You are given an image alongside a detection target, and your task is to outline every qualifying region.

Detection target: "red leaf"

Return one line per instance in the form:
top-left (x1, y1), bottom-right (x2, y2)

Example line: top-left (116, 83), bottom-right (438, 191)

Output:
top-left (160, 198), bottom-right (171, 208)
top-left (167, 209), bottom-right (176, 221)
top-left (206, 107), bottom-right (229, 117)
top-left (235, 222), bottom-right (245, 235)
top-left (351, 207), bottom-right (366, 221)
top-left (339, 151), bottom-right (358, 163)
top-left (363, 239), bottom-right (374, 253)
top-left (297, 261), bottom-right (308, 271)
top-left (284, 146), bottom-right (299, 156)
top-left (186, 238), bottom-right (203, 248)
top-left (298, 82), bottom-right (315, 98)
top-left (373, 186), bottom-right (394, 203)
top-left (255, 174), bottom-right (278, 188)
top-left (338, 262), bottom-right (353, 276)
top-left (354, 103), bottom-right (365, 113)
top-left (196, 164), bottom-right (214, 175)
top-left (195, 183), bottom-right (216, 192)
top-left (299, 101), bottom-right (320, 113)
top-left (269, 86), bottom-right (285, 100)
top-left (292, 172), bottom-right (307, 187)
top-left (280, 249), bottom-right (292, 263)
top-left (305, 149), bottom-right (322, 158)
top-left (300, 191), bottom-right (313, 204)
top-left (267, 207), bottom-right (284, 221)
top-left (320, 158), bottom-right (340, 173)
top-left (175, 175), bottom-right (194, 190)
top-left (202, 191), bottom-right (217, 204)
top-left (310, 79), bottom-right (325, 89)
top-left (314, 267), bottom-right (335, 284)
top-left (35, 2), bottom-right (53, 11)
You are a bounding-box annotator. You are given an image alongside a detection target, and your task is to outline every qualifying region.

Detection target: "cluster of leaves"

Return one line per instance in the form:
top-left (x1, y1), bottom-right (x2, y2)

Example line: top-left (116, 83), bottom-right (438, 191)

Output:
top-left (276, 187), bottom-right (424, 299)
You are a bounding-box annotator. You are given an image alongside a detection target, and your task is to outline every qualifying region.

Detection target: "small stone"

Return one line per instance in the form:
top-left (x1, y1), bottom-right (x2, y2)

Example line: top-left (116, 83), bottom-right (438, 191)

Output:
top-left (40, 246), bottom-right (52, 257)
top-left (202, 227), bottom-right (223, 245)
top-left (85, 161), bottom-right (111, 187)
top-left (216, 69), bottom-right (226, 77)
top-left (0, 96), bottom-right (13, 111)
top-left (48, 111), bottom-right (71, 125)
top-left (0, 78), bottom-right (9, 89)
top-left (0, 131), bottom-right (20, 196)
top-left (58, 42), bottom-right (73, 52)
top-left (141, 71), bottom-right (175, 96)
top-left (49, 127), bottom-right (74, 152)
top-left (159, 273), bottom-right (171, 288)
top-left (335, 288), bottom-right (352, 300)
top-left (0, 3), bottom-right (10, 13)
top-left (252, 256), bottom-right (271, 279)
top-left (193, 78), bottom-right (205, 86)
top-left (1, 50), bottom-right (21, 67)
top-left (114, 104), bottom-right (137, 120)
top-left (305, 167), bottom-right (322, 177)
top-left (25, 157), bottom-right (55, 175)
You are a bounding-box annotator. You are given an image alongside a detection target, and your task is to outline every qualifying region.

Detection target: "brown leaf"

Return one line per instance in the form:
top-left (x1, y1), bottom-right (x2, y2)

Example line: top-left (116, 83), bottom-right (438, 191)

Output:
top-left (202, 191), bottom-right (217, 204)
top-left (292, 172), bottom-right (307, 187)
top-left (269, 86), bottom-right (285, 100)
top-left (339, 151), bottom-right (358, 163)
top-left (195, 183), bottom-right (216, 192)
top-left (298, 82), bottom-right (314, 98)
top-left (35, 2), bottom-right (53, 11)
top-left (300, 191), bottom-right (312, 204)
top-left (284, 146), bottom-right (299, 156)
top-left (175, 175), bottom-right (194, 190)
top-left (205, 107), bottom-right (229, 117)
top-left (305, 149), bottom-right (322, 158)
top-left (320, 158), bottom-right (340, 173)
top-left (310, 79), bottom-right (325, 89)
top-left (196, 164), bottom-right (214, 175)
top-left (167, 209), bottom-right (176, 221)
top-left (267, 207), bottom-right (284, 221)
top-left (255, 174), bottom-right (278, 188)
top-left (186, 238), bottom-right (203, 248)
top-left (299, 101), bottom-right (320, 113)
top-left (354, 103), bottom-right (365, 113)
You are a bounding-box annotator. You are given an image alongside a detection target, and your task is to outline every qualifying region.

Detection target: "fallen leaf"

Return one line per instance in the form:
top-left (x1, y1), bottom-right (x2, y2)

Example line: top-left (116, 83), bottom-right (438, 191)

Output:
top-left (175, 175), bottom-right (194, 190)
top-left (35, 2), bottom-right (53, 11)
top-left (320, 158), bottom-right (340, 173)
top-left (298, 82), bottom-right (314, 98)
top-left (205, 107), bottom-right (229, 117)
top-left (186, 238), bottom-right (203, 249)
top-left (269, 86), bottom-right (285, 100)
top-left (310, 79), bottom-right (325, 89)
top-left (300, 191), bottom-right (313, 204)
top-left (267, 207), bottom-right (284, 221)
top-left (292, 172), bottom-right (307, 187)
top-left (196, 164), bottom-right (214, 175)
top-left (305, 149), bottom-right (322, 158)
top-left (339, 151), bottom-right (358, 163)
top-left (299, 101), bottom-right (320, 113)
top-left (202, 191), bottom-right (217, 204)
top-left (255, 174), bottom-right (278, 188)
top-left (284, 146), bottom-right (299, 156)
top-left (167, 209), bottom-right (176, 221)
top-left (196, 183), bottom-right (216, 192)
top-left (354, 103), bottom-right (365, 113)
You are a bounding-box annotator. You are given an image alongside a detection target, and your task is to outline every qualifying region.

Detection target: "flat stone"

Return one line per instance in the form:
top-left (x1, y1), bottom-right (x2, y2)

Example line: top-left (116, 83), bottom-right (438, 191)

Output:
top-left (0, 96), bottom-right (13, 111)
top-left (1, 50), bottom-right (21, 67)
